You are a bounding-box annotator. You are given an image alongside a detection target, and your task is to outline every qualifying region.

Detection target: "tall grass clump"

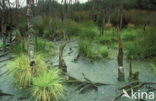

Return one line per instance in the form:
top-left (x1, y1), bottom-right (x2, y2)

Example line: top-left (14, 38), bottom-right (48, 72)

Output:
top-left (33, 16), bottom-right (63, 39)
top-left (125, 26), bottom-right (156, 59)
top-left (9, 54), bottom-right (46, 88)
top-left (11, 36), bottom-right (56, 58)
top-left (98, 28), bottom-right (117, 44)
top-left (34, 38), bottom-right (57, 57)
top-left (32, 68), bottom-right (64, 101)
top-left (78, 41), bottom-right (109, 59)
top-left (11, 29), bottom-right (28, 54)
top-left (140, 27), bottom-right (156, 58)
top-left (98, 46), bottom-right (109, 58)
top-left (122, 28), bottom-right (142, 41)
top-left (67, 20), bottom-right (99, 39)
top-left (124, 41), bottom-right (141, 59)
top-left (78, 41), bottom-right (96, 58)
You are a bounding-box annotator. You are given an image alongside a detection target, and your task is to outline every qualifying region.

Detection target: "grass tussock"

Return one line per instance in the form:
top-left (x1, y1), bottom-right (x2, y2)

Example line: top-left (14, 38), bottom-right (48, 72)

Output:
top-left (78, 41), bottom-right (109, 59)
top-left (9, 54), bottom-right (65, 101)
top-left (32, 68), bottom-right (64, 101)
top-left (9, 54), bottom-right (46, 88)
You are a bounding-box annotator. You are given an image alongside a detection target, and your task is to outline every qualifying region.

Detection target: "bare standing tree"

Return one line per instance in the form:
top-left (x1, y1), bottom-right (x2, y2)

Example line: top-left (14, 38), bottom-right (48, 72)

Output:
top-left (117, 27), bottom-right (125, 81)
top-left (26, 0), bottom-right (36, 73)
top-left (16, 0), bottom-right (20, 9)
top-left (1, 0), bottom-right (7, 51)
top-left (119, 8), bottom-right (123, 30)
top-left (61, 0), bottom-right (68, 40)
top-left (59, 0), bottom-right (68, 72)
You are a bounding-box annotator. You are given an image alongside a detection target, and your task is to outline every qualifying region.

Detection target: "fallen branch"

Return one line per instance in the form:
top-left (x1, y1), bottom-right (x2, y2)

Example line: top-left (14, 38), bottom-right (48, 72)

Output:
top-left (0, 53), bottom-right (8, 58)
top-left (113, 81), bottom-right (156, 100)
top-left (0, 70), bottom-right (10, 77)
top-left (118, 80), bottom-right (139, 90)
top-left (65, 73), bottom-right (110, 93)
top-left (17, 96), bottom-right (29, 100)
top-left (113, 83), bottom-right (144, 101)
top-left (0, 90), bottom-right (13, 96)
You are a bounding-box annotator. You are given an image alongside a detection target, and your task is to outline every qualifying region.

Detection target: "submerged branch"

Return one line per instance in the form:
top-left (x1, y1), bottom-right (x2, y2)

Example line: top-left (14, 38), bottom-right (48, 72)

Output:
top-left (0, 90), bottom-right (13, 96)
top-left (113, 81), bottom-right (156, 100)
top-left (65, 73), bottom-right (111, 94)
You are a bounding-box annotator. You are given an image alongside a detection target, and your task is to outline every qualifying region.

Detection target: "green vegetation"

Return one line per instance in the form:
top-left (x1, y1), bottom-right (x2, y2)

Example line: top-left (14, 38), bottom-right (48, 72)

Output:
top-left (33, 17), bottom-right (99, 40)
top-left (11, 36), bottom-right (56, 58)
top-left (9, 54), bottom-right (46, 88)
top-left (98, 46), bottom-right (109, 58)
top-left (33, 16), bottom-right (63, 39)
top-left (32, 68), bottom-right (64, 101)
top-left (78, 41), bottom-right (109, 59)
top-left (9, 54), bottom-right (64, 101)
top-left (77, 25), bottom-right (156, 60)
top-left (124, 27), bottom-right (156, 59)
top-left (151, 64), bottom-right (156, 75)
top-left (97, 28), bottom-right (117, 44)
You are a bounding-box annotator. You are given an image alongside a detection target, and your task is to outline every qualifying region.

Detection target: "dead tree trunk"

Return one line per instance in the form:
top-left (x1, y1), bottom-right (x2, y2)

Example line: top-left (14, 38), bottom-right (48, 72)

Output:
top-left (1, 0), bottom-right (7, 51)
top-left (27, 0), bottom-right (35, 74)
top-left (128, 58), bottom-right (139, 81)
top-left (117, 27), bottom-right (125, 81)
top-left (129, 58), bottom-right (132, 78)
top-left (16, 0), bottom-right (20, 9)
top-left (98, 10), bottom-right (105, 36)
top-left (59, 0), bottom-right (68, 72)
top-left (119, 8), bottom-right (123, 30)
top-left (61, 0), bottom-right (68, 40)
top-left (69, 0), bottom-right (73, 19)
top-left (59, 41), bottom-right (67, 72)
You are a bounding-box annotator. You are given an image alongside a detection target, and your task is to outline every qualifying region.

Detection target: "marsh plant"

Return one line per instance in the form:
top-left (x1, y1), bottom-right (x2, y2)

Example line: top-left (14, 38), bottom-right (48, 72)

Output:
top-left (32, 68), bottom-right (64, 101)
top-left (9, 54), bottom-right (65, 101)
top-left (98, 46), bottom-right (109, 58)
top-left (9, 54), bottom-right (46, 88)
top-left (78, 41), bottom-right (109, 59)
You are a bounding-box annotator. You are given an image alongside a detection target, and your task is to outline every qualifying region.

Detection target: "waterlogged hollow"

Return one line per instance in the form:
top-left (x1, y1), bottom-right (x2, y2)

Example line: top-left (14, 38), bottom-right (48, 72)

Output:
top-left (0, 41), bottom-right (156, 101)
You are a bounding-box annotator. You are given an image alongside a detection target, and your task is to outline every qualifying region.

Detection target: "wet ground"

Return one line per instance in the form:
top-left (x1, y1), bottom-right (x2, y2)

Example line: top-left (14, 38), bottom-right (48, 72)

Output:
top-left (0, 40), bottom-right (156, 101)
